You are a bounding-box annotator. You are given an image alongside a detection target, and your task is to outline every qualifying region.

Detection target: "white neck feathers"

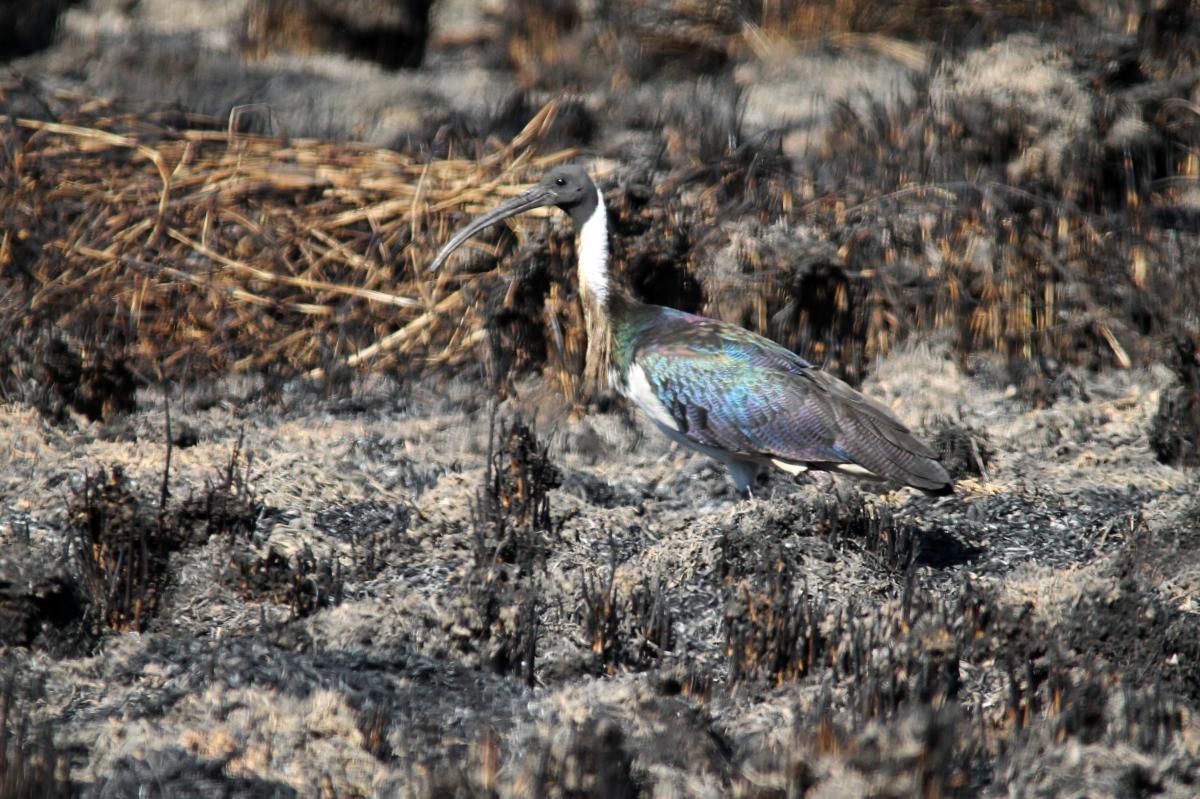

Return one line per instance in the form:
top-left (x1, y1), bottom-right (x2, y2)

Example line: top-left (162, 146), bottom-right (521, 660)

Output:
top-left (577, 186), bottom-right (609, 306)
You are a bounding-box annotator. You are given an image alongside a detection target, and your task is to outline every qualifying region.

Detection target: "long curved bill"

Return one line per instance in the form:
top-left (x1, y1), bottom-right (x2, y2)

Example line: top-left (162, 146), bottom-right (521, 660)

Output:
top-left (428, 184), bottom-right (558, 272)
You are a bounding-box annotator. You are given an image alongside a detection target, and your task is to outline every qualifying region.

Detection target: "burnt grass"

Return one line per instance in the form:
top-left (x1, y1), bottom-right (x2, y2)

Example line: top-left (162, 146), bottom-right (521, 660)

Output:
top-left (1, 1), bottom-right (1200, 797)
top-left (2, 378), bottom-right (1196, 796)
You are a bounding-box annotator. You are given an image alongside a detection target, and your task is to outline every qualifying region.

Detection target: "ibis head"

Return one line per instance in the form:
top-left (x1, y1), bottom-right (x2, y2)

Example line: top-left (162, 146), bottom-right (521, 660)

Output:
top-left (429, 165), bottom-right (953, 499)
top-left (429, 165), bottom-right (598, 273)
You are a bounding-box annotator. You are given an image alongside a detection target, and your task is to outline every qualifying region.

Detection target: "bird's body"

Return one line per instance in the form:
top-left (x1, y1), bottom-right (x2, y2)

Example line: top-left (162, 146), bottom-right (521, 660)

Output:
top-left (431, 166), bottom-right (952, 497)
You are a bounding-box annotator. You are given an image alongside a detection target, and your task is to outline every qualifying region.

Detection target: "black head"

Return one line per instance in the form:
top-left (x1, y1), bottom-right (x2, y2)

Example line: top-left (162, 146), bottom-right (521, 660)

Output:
top-left (429, 165), bottom-right (599, 272)
top-left (538, 165), bottom-right (598, 226)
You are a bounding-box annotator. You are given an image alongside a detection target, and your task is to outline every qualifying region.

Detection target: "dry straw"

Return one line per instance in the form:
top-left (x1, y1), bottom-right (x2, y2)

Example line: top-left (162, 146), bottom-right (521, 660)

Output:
top-left (1, 89), bottom-right (577, 385)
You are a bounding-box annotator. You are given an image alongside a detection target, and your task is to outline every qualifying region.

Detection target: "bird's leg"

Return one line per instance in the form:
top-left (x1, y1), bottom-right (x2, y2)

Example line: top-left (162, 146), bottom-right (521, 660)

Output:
top-left (739, 476), bottom-right (770, 501)
top-left (728, 459), bottom-right (766, 502)
top-left (736, 474), bottom-right (761, 501)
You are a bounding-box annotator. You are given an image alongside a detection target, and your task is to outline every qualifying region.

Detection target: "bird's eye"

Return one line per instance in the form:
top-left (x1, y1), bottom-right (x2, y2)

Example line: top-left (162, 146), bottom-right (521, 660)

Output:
top-left (555, 177), bottom-right (566, 186)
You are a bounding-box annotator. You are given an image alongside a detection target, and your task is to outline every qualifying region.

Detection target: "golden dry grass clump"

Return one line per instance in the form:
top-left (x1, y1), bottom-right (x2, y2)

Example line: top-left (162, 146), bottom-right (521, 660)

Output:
top-left (0, 88), bottom-right (578, 395)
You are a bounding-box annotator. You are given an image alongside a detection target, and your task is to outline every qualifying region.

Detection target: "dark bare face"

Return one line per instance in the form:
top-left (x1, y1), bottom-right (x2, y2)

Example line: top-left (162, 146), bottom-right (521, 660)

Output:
top-left (429, 165), bottom-right (598, 272)
top-left (537, 165), bottom-right (597, 224)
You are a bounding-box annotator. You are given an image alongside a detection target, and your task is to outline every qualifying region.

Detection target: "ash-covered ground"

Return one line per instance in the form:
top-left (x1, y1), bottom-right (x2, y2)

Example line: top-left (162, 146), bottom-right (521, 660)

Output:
top-left (2, 1), bottom-right (1200, 797)
top-left (2, 350), bottom-right (1198, 797)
